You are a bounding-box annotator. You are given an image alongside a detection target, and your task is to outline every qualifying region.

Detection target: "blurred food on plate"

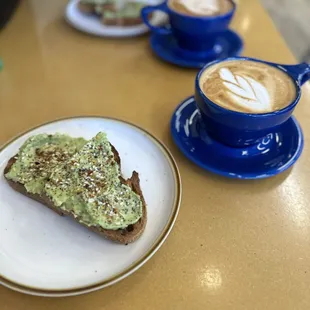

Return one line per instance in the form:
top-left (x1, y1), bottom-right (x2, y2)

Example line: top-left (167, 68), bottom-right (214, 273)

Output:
top-left (78, 0), bottom-right (152, 26)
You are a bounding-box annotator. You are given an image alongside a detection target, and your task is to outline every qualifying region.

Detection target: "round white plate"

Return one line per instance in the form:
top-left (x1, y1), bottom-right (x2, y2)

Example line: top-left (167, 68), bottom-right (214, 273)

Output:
top-left (65, 0), bottom-right (167, 37)
top-left (0, 117), bottom-right (181, 297)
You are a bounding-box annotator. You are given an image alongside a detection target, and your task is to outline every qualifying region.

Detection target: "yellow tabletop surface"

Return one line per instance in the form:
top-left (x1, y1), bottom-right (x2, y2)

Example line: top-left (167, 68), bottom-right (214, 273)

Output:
top-left (1, 0), bottom-right (310, 309)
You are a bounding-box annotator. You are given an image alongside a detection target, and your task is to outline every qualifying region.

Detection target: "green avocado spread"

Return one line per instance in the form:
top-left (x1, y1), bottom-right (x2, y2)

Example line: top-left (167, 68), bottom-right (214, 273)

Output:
top-left (103, 2), bottom-right (145, 19)
top-left (45, 132), bottom-right (143, 230)
top-left (5, 134), bottom-right (86, 195)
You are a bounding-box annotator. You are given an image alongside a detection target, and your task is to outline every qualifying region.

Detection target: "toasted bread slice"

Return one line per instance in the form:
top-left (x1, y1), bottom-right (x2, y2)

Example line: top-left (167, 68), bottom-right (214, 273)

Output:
top-left (4, 137), bottom-right (147, 244)
top-left (101, 2), bottom-right (149, 26)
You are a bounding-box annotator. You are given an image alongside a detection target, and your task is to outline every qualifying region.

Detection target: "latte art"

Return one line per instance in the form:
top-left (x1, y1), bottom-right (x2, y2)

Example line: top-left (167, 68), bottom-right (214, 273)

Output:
top-left (168, 0), bottom-right (233, 17)
top-left (199, 60), bottom-right (296, 114)
top-left (219, 67), bottom-right (271, 113)
top-left (177, 0), bottom-right (219, 15)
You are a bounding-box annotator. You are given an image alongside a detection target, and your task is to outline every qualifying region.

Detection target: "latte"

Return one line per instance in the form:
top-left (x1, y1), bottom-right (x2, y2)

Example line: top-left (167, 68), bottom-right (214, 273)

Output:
top-left (168, 0), bottom-right (234, 17)
top-left (199, 60), bottom-right (296, 113)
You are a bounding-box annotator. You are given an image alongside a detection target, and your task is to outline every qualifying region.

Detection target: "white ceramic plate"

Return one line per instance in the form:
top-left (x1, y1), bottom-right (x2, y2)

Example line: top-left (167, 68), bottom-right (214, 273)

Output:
top-left (0, 117), bottom-right (181, 297)
top-left (65, 0), bottom-right (167, 38)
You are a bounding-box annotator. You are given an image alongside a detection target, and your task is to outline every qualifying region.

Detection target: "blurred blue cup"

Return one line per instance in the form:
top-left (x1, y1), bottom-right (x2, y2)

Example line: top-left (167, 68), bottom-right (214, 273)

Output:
top-left (141, 0), bottom-right (236, 54)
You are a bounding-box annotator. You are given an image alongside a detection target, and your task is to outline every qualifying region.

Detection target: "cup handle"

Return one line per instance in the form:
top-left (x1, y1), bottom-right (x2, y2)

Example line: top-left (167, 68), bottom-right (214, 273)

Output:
top-left (280, 63), bottom-right (310, 86)
top-left (141, 2), bottom-right (172, 35)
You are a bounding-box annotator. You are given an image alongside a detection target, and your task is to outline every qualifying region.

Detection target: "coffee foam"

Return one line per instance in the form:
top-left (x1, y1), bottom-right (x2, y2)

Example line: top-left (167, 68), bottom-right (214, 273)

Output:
top-left (199, 60), bottom-right (296, 113)
top-left (177, 0), bottom-right (219, 15)
top-left (168, 0), bottom-right (233, 17)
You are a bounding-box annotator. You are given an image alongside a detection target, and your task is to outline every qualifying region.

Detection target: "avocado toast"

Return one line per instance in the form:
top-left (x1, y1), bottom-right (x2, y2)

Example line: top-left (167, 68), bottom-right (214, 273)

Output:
top-left (78, 0), bottom-right (148, 26)
top-left (4, 132), bottom-right (147, 244)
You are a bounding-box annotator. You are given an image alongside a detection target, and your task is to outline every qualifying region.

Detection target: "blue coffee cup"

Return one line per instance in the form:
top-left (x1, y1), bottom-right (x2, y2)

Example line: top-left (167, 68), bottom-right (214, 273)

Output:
top-left (141, 0), bottom-right (236, 53)
top-left (195, 56), bottom-right (310, 147)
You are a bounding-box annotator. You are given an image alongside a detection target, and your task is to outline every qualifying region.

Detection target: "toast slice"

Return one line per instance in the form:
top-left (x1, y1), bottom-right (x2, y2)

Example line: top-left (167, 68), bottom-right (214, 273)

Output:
top-left (4, 133), bottom-right (147, 244)
top-left (101, 2), bottom-right (147, 26)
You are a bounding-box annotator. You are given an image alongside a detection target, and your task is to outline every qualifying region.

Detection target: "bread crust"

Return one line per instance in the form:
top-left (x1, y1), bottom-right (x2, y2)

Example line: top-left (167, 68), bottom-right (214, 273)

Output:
top-left (4, 145), bottom-right (147, 244)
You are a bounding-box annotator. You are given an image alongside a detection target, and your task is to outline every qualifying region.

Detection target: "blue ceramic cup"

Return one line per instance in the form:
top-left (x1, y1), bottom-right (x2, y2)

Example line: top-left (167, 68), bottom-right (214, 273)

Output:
top-left (195, 57), bottom-right (310, 147)
top-left (141, 0), bottom-right (236, 53)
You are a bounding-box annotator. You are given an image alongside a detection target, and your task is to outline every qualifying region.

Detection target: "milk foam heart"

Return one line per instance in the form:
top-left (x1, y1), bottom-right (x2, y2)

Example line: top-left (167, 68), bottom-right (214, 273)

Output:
top-left (199, 60), bottom-right (296, 113)
top-left (219, 68), bottom-right (272, 113)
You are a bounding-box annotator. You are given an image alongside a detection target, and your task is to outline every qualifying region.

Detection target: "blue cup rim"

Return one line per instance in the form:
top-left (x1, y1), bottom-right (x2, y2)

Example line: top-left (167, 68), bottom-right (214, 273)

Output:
top-left (195, 56), bottom-right (302, 118)
top-left (165, 0), bottom-right (236, 20)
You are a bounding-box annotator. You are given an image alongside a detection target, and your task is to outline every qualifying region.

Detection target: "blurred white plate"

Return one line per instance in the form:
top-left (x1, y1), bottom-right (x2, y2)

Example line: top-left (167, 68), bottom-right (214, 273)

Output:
top-left (65, 0), bottom-right (167, 37)
top-left (0, 117), bottom-right (181, 297)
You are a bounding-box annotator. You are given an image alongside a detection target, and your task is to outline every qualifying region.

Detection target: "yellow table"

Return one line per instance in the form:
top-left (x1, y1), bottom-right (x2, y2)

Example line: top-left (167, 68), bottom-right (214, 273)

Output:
top-left (1, 0), bottom-right (310, 309)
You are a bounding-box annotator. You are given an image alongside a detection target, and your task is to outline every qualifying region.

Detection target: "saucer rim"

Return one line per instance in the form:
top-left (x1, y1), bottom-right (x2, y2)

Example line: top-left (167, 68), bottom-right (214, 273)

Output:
top-left (150, 29), bottom-right (244, 69)
top-left (171, 96), bottom-right (304, 180)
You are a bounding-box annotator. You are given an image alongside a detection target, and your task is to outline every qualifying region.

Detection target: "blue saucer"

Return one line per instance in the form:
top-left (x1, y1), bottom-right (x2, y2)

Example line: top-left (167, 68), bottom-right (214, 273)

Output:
top-left (171, 96), bottom-right (304, 179)
top-left (150, 30), bottom-right (243, 69)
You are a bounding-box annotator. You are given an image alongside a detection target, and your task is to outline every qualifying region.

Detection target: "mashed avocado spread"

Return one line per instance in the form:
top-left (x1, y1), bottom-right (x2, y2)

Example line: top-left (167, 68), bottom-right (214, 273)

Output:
top-left (5, 134), bottom-right (86, 194)
top-left (44, 132), bottom-right (143, 230)
top-left (6, 132), bottom-right (143, 230)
